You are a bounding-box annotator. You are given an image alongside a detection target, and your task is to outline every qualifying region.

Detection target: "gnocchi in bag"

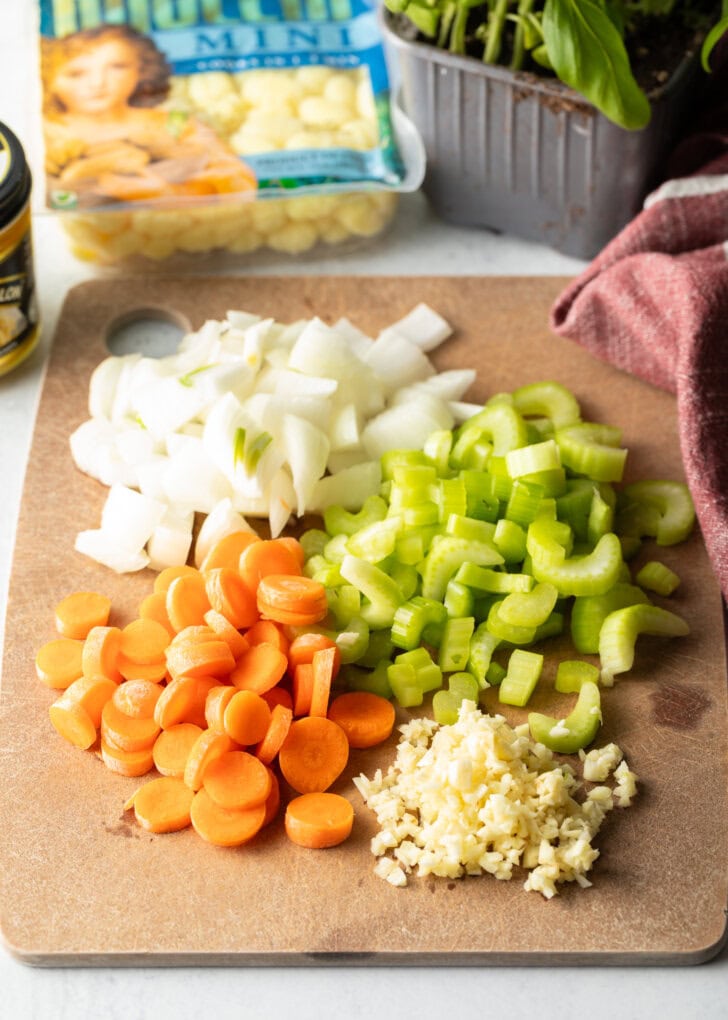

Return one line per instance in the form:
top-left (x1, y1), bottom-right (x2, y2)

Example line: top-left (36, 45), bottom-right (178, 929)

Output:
top-left (37, 0), bottom-right (424, 264)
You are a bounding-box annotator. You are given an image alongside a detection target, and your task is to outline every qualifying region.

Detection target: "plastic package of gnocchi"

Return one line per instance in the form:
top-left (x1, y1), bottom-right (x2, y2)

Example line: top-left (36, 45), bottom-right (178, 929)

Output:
top-left (36, 0), bottom-right (425, 266)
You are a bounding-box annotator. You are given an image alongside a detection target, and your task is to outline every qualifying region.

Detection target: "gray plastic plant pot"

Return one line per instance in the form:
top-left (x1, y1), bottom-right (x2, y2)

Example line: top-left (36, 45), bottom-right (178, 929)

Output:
top-left (381, 12), bottom-right (703, 259)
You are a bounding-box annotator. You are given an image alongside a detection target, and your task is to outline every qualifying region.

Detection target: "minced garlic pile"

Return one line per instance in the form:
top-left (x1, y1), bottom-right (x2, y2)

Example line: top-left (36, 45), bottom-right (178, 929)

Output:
top-left (353, 701), bottom-right (638, 899)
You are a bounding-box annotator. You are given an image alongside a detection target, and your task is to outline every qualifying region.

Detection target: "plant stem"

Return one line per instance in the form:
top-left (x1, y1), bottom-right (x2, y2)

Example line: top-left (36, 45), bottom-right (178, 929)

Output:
top-left (450, 2), bottom-right (470, 54)
top-left (484, 0), bottom-right (510, 64)
top-left (438, 2), bottom-right (457, 49)
top-left (510, 0), bottom-right (535, 70)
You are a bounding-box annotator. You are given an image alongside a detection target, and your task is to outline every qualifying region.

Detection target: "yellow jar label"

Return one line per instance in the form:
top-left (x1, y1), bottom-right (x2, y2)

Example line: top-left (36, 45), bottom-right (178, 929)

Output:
top-left (0, 131), bottom-right (11, 189)
top-left (0, 204), bottom-right (39, 366)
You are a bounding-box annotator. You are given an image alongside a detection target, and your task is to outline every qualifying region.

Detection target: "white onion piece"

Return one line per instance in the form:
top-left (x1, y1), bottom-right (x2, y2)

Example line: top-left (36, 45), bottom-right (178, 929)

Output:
top-left (100, 484), bottom-right (166, 551)
top-left (328, 402), bottom-right (361, 452)
top-left (147, 509), bottom-right (194, 571)
top-left (381, 302), bottom-right (453, 351)
top-left (449, 400), bottom-right (485, 424)
top-left (267, 469), bottom-right (297, 538)
top-left (75, 529), bottom-right (150, 573)
top-left (332, 316), bottom-right (374, 361)
top-left (69, 418), bottom-right (117, 481)
top-left (416, 368), bottom-right (476, 401)
top-left (163, 440), bottom-right (232, 513)
top-left (133, 376), bottom-right (207, 440)
top-left (309, 461), bottom-right (382, 512)
top-left (282, 414), bottom-right (330, 517)
top-left (362, 401), bottom-right (454, 461)
top-left (88, 355), bottom-right (133, 419)
top-left (364, 331), bottom-right (436, 396)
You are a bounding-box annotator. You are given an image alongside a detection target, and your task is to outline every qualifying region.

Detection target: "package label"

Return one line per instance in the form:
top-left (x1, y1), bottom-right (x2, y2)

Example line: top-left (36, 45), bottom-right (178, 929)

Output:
top-left (38, 0), bottom-right (405, 211)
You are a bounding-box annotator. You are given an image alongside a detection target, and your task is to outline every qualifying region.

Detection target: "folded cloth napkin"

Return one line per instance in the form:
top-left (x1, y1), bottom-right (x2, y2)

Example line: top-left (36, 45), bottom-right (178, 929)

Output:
top-left (550, 98), bottom-right (728, 602)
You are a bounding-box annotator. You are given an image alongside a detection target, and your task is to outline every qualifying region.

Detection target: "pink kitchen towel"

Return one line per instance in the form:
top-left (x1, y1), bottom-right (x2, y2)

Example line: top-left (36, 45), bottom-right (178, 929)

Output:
top-left (550, 101), bottom-right (728, 602)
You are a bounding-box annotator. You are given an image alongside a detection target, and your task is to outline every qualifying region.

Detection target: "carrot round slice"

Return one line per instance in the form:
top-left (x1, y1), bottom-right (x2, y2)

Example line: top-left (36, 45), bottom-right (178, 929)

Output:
top-left (117, 654), bottom-right (169, 683)
top-left (190, 787), bottom-right (266, 847)
top-left (278, 716), bottom-right (349, 794)
top-left (166, 571), bottom-right (212, 633)
top-left (166, 638), bottom-right (235, 681)
top-left (202, 750), bottom-right (272, 810)
top-left (100, 736), bottom-right (155, 777)
top-left (239, 539), bottom-right (302, 594)
top-left (292, 663), bottom-right (314, 717)
top-left (54, 591), bottom-right (111, 640)
top-left (200, 530), bottom-right (260, 572)
top-left (273, 536), bottom-right (306, 570)
top-left (327, 691), bottom-right (396, 749)
top-left (229, 642), bottom-right (288, 695)
top-left (112, 678), bottom-right (163, 720)
top-left (49, 693), bottom-right (97, 749)
top-left (309, 645), bottom-right (339, 718)
top-left (204, 609), bottom-right (250, 659)
top-left (262, 686), bottom-right (293, 712)
top-left (244, 619), bottom-right (289, 655)
top-left (284, 792), bottom-right (354, 848)
top-left (101, 698), bottom-right (160, 752)
top-left (204, 567), bottom-right (259, 630)
top-left (256, 574), bottom-right (328, 621)
top-left (153, 564), bottom-right (200, 594)
top-left (154, 675), bottom-right (218, 730)
top-left (82, 625), bottom-right (123, 684)
top-left (262, 768), bottom-right (280, 827)
top-left (183, 728), bottom-right (233, 791)
top-left (254, 703), bottom-right (293, 766)
top-left (138, 591), bottom-right (175, 637)
top-left (287, 632), bottom-right (340, 672)
top-left (63, 673), bottom-right (117, 728)
top-left (223, 690), bottom-right (271, 746)
top-left (131, 776), bottom-right (195, 833)
top-left (35, 637), bottom-right (84, 689)
top-left (153, 723), bottom-right (203, 778)
top-left (120, 618), bottom-right (171, 665)
top-left (204, 685), bottom-right (237, 732)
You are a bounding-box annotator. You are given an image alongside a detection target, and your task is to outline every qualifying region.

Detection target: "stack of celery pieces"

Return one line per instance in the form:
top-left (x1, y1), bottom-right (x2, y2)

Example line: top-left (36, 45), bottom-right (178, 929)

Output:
top-left (298, 380), bottom-right (694, 753)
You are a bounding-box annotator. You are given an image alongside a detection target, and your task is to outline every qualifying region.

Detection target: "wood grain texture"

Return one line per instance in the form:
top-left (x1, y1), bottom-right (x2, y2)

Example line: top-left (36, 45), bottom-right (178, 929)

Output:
top-left (1, 275), bottom-right (726, 966)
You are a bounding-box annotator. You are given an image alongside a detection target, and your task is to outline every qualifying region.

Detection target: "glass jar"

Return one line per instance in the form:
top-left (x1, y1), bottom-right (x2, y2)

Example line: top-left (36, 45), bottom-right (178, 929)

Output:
top-left (0, 122), bottom-right (39, 377)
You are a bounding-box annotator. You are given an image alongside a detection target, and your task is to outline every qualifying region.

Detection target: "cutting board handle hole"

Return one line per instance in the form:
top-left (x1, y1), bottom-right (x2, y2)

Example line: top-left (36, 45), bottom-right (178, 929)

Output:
top-left (105, 307), bottom-right (191, 358)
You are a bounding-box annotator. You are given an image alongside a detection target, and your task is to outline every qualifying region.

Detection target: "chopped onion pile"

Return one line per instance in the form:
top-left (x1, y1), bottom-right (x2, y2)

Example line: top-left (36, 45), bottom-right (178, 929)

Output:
top-left (70, 304), bottom-right (474, 573)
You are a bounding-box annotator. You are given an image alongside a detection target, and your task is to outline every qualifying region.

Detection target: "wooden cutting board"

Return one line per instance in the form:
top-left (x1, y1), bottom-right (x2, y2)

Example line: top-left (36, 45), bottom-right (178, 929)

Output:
top-left (1, 276), bottom-right (726, 966)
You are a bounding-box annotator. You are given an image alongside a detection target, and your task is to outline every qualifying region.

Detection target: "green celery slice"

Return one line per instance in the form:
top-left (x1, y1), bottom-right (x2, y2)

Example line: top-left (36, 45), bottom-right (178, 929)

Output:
top-left (346, 515), bottom-right (403, 563)
top-left (325, 584), bottom-right (361, 626)
top-left (443, 579), bottom-right (475, 619)
top-left (439, 616), bottom-right (476, 672)
top-left (486, 601), bottom-right (537, 645)
top-left (493, 518), bottom-right (528, 562)
top-left (528, 680), bottom-right (602, 752)
top-left (339, 554), bottom-right (404, 629)
top-left (339, 659), bottom-right (393, 699)
top-left (526, 516), bottom-right (572, 566)
top-left (380, 449), bottom-right (428, 480)
top-left (299, 528), bottom-right (330, 558)
top-left (499, 649), bottom-right (544, 706)
top-left (324, 494), bottom-right (388, 537)
top-left (387, 662), bottom-right (424, 707)
top-left (467, 622), bottom-right (501, 688)
top-left (599, 603), bottom-right (690, 685)
top-left (617, 480), bottom-right (695, 546)
top-left (635, 560), bottom-right (680, 596)
top-left (393, 647), bottom-right (443, 693)
top-left (485, 661), bottom-right (507, 686)
top-left (530, 532), bottom-right (623, 597)
top-left (458, 401), bottom-right (529, 454)
top-left (505, 438), bottom-right (562, 479)
top-left (498, 582), bottom-right (559, 628)
top-left (391, 596), bottom-right (448, 651)
top-left (556, 422), bottom-right (627, 482)
top-left (554, 659), bottom-right (601, 693)
top-left (445, 514), bottom-right (497, 544)
top-left (570, 582), bottom-right (650, 654)
top-left (455, 562), bottom-right (534, 594)
top-left (511, 380), bottom-right (582, 430)
top-left (421, 534), bottom-right (504, 601)
top-left (505, 479), bottom-right (545, 527)
top-left (334, 615), bottom-right (370, 664)
top-left (424, 429), bottom-right (454, 476)
top-left (432, 672), bottom-right (480, 725)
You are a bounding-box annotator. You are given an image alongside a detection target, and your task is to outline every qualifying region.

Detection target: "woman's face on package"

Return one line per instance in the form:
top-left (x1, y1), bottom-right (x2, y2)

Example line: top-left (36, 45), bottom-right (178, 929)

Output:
top-left (51, 39), bottom-right (141, 116)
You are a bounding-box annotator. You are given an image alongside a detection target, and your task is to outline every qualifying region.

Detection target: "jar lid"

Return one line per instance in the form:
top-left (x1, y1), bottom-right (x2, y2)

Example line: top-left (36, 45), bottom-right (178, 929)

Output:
top-left (0, 122), bottom-right (31, 225)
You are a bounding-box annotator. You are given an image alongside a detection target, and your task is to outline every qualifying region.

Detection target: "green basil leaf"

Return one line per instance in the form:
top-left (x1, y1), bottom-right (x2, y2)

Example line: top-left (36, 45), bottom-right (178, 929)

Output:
top-left (542, 0), bottom-right (651, 130)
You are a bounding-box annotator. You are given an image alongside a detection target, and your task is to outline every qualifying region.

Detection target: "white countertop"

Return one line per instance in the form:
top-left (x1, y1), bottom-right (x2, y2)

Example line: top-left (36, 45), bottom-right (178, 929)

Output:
top-left (1, 3), bottom-right (726, 1017)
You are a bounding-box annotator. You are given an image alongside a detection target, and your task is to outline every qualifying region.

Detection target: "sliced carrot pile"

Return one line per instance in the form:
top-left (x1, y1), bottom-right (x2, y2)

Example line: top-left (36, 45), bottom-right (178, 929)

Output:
top-left (35, 530), bottom-right (388, 854)
top-left (285, 792), bottom-right (354, 849)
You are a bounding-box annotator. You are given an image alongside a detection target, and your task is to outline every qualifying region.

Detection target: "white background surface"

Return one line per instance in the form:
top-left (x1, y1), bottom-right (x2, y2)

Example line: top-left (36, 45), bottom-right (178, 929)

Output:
top-left (1, 2), bottom-right (726, 1017)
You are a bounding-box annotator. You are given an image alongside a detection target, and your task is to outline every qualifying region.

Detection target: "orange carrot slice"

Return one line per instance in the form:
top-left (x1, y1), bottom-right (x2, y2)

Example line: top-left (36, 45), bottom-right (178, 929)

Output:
top-left (101, 698), bottom-right (160, 752)
top-left (203, 608), bottom-right (250, 659)
top-left (63, 673), bottom-right (117, 728)
top-left (152, 723), bottom-right (203, 778)
top-left (238, 539), bottom-right (302, 594)
top-left (309, 645), bottom-right (339, 718)
top-left (262, 768), bottom-right (280, 827)
top-left (54, 591), bottom-right (111, 640)
top-left (116, 655), bottom-right (169, 683)
top-left (244, 619), bottom-right (290, 655)
top-left (138, 591), bottom-right (175, 637)
top-left (327, 691), bottom-right (396, 749)
top-left (278, 716), bottom-right (349, 794)
top-left (204, 684), bottom-right (237, 732)
top-left (130, 776), bottom-right (195, 833)
top-left (49, 693), bottom-right (97, 749)
top-left (262, 686), bottom-right (293, 712)
top-left (82, 625), bottom-right (123, 684)
top-left (153, 564), bottom-right (200, 595)
top-left (203, 567), bottom-right (259, 630)
top-left (223, 690), bottom-right (271, 746)
top-left (190, 787), bottom-right (266, 847)
top-left (200, 530), bottom-right (260, 572)
top-left (112, 678), bottom-right (162, 720)
top-left (229, 641), bottom-right (288, 695)
top-left (292, 663), bottom-right (314, 717)
top-left (165, 571), bottom-right (211, 633)
top-left (284, 792), bottom-right (354, 848)
top-left (202, 750), bottom-right (272, 810)
top-left (35, 637), bottom-right (84, 689)
top-left (273, 536), bottom-right (306, 570)
top-left (166, 637), bottom-right (235, 681)
top-left (154, 675), bottom-right (217, 730)
top-left (183, 728), bottom-right (233, 791)
top-left (287, 632), bottom-right (340, 672)
top-left (100, 736), bottom-right (155, 777)
top-left (256, 574), bottom-right (328, 625)
top-left (120, 617), bottom-right (170, 665)
top-left (254, 703), bottom-right (293, 766)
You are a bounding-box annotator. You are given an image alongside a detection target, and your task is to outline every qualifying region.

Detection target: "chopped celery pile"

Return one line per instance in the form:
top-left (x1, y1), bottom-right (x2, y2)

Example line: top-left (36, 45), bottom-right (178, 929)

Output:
top-left (300, 380), bottom-right (694, 754)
